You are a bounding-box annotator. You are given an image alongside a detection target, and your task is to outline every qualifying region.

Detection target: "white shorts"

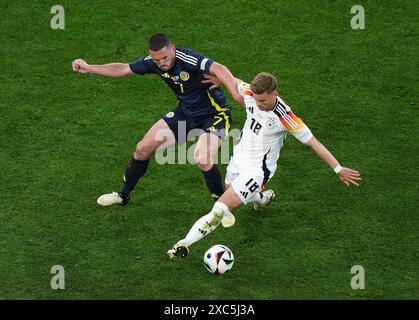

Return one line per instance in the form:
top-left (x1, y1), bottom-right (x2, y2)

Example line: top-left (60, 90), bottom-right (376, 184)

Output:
top-left (225, 161), bottom-right (265, 205)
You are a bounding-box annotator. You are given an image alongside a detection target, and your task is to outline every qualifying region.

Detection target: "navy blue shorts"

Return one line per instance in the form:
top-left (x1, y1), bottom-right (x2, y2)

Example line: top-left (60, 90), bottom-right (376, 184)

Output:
top-left (163, 107), bottom-right (232, 144)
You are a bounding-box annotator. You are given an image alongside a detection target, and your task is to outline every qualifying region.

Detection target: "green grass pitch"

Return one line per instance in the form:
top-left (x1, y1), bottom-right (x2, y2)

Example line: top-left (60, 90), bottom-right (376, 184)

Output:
top-left (0, 0), bottom-right (417, 299)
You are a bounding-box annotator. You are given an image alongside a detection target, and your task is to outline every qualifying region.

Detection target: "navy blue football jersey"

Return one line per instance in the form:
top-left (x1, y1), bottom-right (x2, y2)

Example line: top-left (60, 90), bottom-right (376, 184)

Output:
top-left (129, 48), bottom-right (230, 117)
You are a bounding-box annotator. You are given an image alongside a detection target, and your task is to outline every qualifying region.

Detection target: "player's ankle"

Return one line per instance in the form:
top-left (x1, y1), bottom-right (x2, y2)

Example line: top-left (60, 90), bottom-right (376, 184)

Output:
top-left (118, 192), bottom-right (130, 204)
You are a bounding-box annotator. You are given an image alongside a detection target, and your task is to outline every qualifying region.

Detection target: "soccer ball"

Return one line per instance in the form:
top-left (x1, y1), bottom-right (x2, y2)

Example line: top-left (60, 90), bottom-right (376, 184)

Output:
top-left (203, 244), bottom-right (234, 274)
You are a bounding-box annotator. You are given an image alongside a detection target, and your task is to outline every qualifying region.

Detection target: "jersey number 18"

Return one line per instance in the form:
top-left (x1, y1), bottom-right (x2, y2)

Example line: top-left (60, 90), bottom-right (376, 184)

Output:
top-left (250, 118), bottom-right (262, 135)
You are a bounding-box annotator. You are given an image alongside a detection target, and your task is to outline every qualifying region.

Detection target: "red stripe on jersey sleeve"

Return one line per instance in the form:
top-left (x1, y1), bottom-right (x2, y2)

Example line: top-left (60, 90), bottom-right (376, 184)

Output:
top-left (279, 112), bottom-right (305, 132)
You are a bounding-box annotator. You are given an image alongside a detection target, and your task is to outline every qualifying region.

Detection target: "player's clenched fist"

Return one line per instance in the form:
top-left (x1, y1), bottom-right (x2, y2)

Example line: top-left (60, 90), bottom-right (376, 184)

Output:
top-left (72, 59), bottom-right (90, 73)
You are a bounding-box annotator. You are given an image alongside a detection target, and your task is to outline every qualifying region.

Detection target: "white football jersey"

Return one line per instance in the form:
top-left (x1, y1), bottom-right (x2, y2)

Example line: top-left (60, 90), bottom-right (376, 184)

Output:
top-left (230, 82), bottom-right (313, 182)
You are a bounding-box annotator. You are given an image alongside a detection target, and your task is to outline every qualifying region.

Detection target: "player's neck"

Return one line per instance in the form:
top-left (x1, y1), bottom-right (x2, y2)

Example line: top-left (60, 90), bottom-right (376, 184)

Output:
top-left (267, 98), bottom-right (278, 111)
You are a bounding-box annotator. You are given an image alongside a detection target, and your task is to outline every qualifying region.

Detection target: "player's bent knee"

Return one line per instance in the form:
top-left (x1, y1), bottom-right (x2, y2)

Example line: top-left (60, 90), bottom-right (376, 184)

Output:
top-left (218, 186), bottom-right (244, 209)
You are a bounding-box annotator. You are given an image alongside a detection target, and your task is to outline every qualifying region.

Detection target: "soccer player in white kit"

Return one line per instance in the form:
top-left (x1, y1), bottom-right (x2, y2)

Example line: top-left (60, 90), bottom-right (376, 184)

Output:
top-left (167, 72), bottom-right (361, 259)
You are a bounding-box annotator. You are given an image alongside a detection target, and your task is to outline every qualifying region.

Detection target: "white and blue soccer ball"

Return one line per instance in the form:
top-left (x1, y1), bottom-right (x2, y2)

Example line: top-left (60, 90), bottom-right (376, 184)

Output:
top-left (203, 244), bottom-right (234, 274)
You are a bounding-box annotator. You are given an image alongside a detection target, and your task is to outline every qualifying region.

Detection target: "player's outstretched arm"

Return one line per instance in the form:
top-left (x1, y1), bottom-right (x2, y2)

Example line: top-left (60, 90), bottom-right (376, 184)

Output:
top-left (305, 136), bottom-right (361, 186)
top-left (209, 62), bottom-right (244, 105)
top-left (72, 59), bottom-right (134, 77)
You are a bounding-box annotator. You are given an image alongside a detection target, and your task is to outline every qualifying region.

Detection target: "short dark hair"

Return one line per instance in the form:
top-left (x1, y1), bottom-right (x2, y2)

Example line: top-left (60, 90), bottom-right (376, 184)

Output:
top-left (148, 33), bottom-right (172, 51)
top-left (250, 72), bottom-right (278, 94)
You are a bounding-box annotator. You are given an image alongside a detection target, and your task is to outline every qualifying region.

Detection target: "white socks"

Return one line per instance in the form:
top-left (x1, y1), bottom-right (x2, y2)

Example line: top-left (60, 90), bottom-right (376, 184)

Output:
top-left (179, 202), bottom-right (230, 247)
top-left (252, 192), bottom-right (268, 204)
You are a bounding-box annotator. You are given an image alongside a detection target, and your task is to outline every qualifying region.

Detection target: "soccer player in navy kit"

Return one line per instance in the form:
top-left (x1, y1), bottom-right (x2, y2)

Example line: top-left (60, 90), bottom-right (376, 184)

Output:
top-left (72, 34), bottom-right (242, 206)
